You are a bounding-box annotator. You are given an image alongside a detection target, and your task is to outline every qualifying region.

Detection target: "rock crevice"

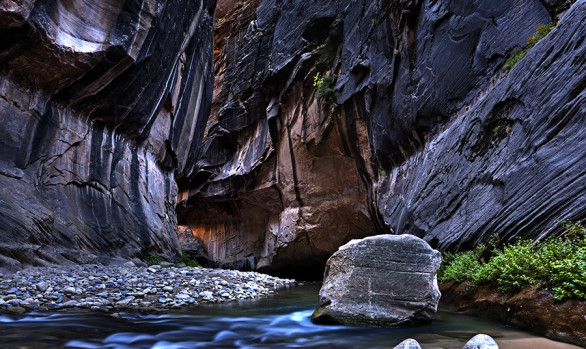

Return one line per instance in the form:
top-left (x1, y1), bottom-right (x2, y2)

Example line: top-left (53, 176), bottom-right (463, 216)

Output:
top-left (0, 0), bottom-right (217, 268)
top-left (180, 0), bottom-right (584, 274)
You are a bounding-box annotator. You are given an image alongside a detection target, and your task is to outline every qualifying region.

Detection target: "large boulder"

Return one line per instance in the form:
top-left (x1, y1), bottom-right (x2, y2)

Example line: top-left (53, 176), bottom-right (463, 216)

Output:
top-left (311, 234), bottom-right (442, 326)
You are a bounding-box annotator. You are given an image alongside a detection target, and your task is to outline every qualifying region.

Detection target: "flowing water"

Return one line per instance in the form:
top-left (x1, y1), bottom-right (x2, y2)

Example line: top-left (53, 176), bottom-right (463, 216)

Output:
top-left (0, 284), bottom-right (580, 349)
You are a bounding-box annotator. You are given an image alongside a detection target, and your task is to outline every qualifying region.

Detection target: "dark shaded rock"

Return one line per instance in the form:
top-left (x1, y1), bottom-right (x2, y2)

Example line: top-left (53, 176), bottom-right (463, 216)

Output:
top-left (541, 0), bottom-right (578, 16)
top-left (462, 334), bottom-right (499, 349)
top-left (179, 0), bottom-right (579, 275)
top-left (177, 225), bottom-right (210, 266)
top-left (0, 0), bottom-right (216, 268)
top-left (311, 235), bottom-right (441, 326)
top-left (378, 1), bottom-right (586, 251)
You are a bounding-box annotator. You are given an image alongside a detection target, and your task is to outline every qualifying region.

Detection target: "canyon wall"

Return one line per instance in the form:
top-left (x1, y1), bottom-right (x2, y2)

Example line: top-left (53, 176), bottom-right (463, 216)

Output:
top-left (180, 0), bottom-right (585, 275)
top-left (0, 0), bottom-right (216, 268)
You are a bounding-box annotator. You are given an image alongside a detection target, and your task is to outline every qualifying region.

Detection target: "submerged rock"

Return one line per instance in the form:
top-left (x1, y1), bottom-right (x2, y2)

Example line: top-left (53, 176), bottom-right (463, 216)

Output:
top-left (311, 235), bottom-right (442, 326)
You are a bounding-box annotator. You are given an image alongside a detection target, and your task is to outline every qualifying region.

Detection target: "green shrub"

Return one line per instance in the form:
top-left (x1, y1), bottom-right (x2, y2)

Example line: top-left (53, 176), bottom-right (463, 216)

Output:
top-left (560, 220), bottom-right (586, 239)
top-left (505, 23), bottom-right (555, 71)
top-left (438, 251), bottom-right (482, 283)
top-left (313, 73), bottom-right (334, 99)
top-left (549, 248), bottom-right (586, 301)
top-left (439, 220), bottom-right (586, 301)
top-left (181, 251), bottom-right (200, 267)
top-left (145, 254), bottom-right (161, 266)
top-left (473, 240), bottom-right (540, 292)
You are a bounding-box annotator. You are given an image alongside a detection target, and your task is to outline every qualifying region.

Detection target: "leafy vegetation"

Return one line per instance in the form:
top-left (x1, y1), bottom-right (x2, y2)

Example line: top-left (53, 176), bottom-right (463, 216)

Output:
top-left (181, 250), bottom-right (200, 267)
top-left (145, 254), bottom-right (162, 266)
top-left (438, 220), bottom-right (586, 301)
top-left (313, 73), bottom-right (334, 99)
top-left (505, 23), bottom-right (555, 71)
top-left (145, 250), bottom-right (200, 268)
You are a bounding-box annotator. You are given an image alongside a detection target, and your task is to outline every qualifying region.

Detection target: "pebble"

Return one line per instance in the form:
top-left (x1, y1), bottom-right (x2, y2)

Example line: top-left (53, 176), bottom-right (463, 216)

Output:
top-left (0, 264), bottom-right (295, 313)
top-left (36, 282), bottom-right (49, 292)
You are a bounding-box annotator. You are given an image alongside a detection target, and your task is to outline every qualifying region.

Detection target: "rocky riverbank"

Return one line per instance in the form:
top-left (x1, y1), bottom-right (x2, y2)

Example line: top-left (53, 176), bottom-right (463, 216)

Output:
top-left (0, 264), bottom-right (295, 314)
top-left (440, 281), bottom-right (586, 347)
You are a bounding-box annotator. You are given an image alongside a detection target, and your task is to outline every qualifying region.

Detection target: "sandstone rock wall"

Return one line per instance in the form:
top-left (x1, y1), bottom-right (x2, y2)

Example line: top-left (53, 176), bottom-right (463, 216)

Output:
top-left (378, 1), bottom-right (586, 250)
top-left (181, 0), bottom-right (585, 275)
top-left (0, 0), bottom-right (216, 268)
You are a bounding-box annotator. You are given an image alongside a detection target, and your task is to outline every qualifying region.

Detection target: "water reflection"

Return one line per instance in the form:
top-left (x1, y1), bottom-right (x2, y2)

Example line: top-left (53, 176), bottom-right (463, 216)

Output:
top-left (0, 284), bottom-right (579, 349)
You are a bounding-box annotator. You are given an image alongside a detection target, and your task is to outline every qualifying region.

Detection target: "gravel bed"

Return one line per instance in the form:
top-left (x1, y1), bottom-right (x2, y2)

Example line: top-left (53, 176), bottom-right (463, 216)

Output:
top-left (0, 263), bottom-right (295, 313)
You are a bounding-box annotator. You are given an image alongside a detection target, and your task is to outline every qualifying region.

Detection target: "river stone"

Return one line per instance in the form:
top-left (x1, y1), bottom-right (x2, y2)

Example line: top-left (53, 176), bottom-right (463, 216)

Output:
top-left (36, 282), bottom-right (49, 292)
top-left (393, 338), bottom-right (422, 349)
top-left (462, 334), bottom-right (499, 349)
top-left (311, 234), bottom-right (442, 326)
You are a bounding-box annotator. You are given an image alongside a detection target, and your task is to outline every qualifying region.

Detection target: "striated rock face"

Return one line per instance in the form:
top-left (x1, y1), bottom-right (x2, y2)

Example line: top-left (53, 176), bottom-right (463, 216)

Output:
top-left (311, 235), bottom-right (442, 326)
top-left (378, 1), bottom-right (586, 250)
top-left (0, 0), bottom-right (216, 268)
top-left (179, 0), bottom-right (584, 274)
top-left (178, 0), bottom-right (382, 276)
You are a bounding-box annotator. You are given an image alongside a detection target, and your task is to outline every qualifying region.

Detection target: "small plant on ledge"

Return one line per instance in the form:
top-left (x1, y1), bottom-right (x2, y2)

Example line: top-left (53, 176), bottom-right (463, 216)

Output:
top-left (313, 72), bottom-right (334, 99)
top-left (505, 23), bottom-right (555, 72)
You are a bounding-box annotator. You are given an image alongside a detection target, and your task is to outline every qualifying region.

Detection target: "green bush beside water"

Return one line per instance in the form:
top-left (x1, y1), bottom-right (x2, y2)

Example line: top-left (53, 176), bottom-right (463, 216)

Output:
top-left (438, 221), bottom-right (586, 301)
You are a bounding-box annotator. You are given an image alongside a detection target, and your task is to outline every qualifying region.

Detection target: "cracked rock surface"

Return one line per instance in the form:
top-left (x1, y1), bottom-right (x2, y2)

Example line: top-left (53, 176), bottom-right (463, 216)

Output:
top-left (0, 0), bottom-right (216, 268)
top-left (311, 234), bottom-right (442, 326)
top-left (179, 0), bottom-right (585, 273)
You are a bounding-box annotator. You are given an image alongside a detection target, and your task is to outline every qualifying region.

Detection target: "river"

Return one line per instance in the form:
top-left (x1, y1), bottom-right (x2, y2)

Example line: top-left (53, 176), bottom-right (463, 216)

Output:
top-left (0, 284), bottom-right (580, 348)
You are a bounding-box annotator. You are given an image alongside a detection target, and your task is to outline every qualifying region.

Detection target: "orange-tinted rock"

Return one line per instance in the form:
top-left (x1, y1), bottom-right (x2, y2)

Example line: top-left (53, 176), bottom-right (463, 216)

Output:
top-left (178, 0), bottom-right (585, 277)
top-left (440, 282), bottom-right (586, 347)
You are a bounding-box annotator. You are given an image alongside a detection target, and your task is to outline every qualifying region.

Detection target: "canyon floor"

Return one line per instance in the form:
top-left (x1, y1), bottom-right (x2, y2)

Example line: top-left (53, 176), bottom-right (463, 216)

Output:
top-left (0, 264), bottom-right (294, 314)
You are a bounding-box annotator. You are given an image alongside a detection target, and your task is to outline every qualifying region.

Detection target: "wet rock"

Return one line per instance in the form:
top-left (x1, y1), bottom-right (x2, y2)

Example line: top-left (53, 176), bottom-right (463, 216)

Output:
top-left (35, 282), bottom-right (49, 292)
top-left (60, 300), bottom-right (79, 308)
top-left (312, 235), bottom-right (441, 326)
top-left (393, 339), bottom-right (422, 349)
top-left (147, 266), bottom-right (161, 273)
top-left (0, 0), bottom-right (216, 268)
top-left (178, 0), bottom-right (583, 278)
top-left (440, 282), bottom-right (586, 347)
top-left (0, 264), bottom-right (295, 313)
top-left (6, 306), bottom-right (26, 313)
top-left (63, 287), bottom-right (77, 295)
top-left (462, 334), bottom-right (499, 349)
